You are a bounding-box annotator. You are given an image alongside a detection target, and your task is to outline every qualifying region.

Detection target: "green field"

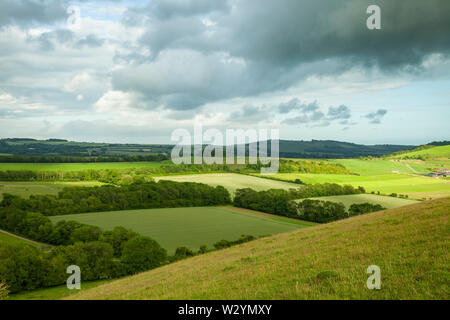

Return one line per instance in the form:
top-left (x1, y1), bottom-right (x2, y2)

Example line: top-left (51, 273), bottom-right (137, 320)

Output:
top-left (392, 145), bottom-right (450, 159)
top-left (307, 194), bottom-right (417, 209)
top-left (50, 206), bottom-right (305, 253)
top-left (155, 173), bottom-right (300, 194)
top-left (259, 173), bottom-right (449, 199)
top-left (0, 230), bottom-right (50, 248)
top-left (0, 181), bottom-right (104, 200)
top-left (0, 161), bottom-right (172, 172)
top-left (68, 198), bottom-right (450, 300)
top-left (8, 279), bottom-right (111, 300)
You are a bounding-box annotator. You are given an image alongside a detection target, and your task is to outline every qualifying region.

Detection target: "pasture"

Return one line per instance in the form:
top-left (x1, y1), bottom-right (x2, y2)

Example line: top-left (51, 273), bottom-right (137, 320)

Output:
top-left (0, 181), bottom-right (104, 200)
top-left (50, 206), bottom-right (305, 253)
top-left (0, 161), bottom-right (172, 172)
top-left (0, 230), bottom-right (50, 248)
top-left (155, 173), bottom-right (300, 194)
top-left (259, 173), bottom-right (449, 199)
top-left (306, 194), bottom-right (417, 209)
top-left (391, 145), bottom-right (450, 159)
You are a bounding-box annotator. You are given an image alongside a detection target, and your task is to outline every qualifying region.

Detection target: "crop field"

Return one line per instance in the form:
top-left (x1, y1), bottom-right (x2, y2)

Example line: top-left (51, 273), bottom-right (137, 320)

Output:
top-left (50, 206), bottom-right (305, 253)
top-left (0, 181), bottom-right (104, 200)
top-left (306, 194), bottom-right (417, 209)
top-left (258, 173), bottom-right (449, 199)
top-left (155, 173), bottom-right (301, 194)
top-left (0, 161), bottom-right (172, 172)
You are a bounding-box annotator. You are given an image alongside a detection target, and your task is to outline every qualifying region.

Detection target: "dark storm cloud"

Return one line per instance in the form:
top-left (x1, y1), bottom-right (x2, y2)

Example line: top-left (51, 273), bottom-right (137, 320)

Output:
top-left (113, 0), bottom-right (450, 111)
top-left (365, 109), bottom-right (388, 124)
top-left (0, 0), bottom-right (67, 28)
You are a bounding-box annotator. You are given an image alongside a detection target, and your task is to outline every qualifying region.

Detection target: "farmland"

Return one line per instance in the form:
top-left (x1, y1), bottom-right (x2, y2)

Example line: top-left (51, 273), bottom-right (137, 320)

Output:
top-left (68, 198), bottom-right (450, 300)
top-left (0, 161), bottom-right (172, 172)
top-left (0, 181), bottom-right (104, 200)
top-left (391, 145), bottom-right (450, 159)
top-left (155, 173), bottom-right (301, 194)
top-left (306, 194), bottom-right (417, 209)
top-left (50, 206), bottom-right (306, 253)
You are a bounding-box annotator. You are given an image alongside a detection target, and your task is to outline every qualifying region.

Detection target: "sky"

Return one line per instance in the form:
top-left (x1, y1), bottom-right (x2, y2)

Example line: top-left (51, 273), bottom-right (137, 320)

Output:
top-left (0, 0), bottom-right (449, 145)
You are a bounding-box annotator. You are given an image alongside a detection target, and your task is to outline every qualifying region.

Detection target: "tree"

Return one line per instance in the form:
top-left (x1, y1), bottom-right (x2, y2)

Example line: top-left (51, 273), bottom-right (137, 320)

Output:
top-left (172, 246), bottom-right (195, 262)
top-left (121, 236), bottom-right (167, 274)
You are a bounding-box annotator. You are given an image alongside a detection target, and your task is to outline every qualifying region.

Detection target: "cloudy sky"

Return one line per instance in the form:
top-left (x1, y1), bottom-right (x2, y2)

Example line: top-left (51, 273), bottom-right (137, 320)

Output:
top-left (0, 0), bottom-right (449, 145)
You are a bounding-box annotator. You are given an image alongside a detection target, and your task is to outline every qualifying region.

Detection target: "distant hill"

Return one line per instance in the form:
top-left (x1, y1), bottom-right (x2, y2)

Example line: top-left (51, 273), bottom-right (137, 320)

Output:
top-left (68, 198), bottom-right (449, 300)
top-left (0, 138), bottom-right (414, 159)
top-left (390, 144), bottom-right (450, 160)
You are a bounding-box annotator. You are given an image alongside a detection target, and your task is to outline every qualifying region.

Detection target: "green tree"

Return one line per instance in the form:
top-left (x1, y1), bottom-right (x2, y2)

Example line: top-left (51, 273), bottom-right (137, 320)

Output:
top-left (121, 236), bottom-right (167, 274)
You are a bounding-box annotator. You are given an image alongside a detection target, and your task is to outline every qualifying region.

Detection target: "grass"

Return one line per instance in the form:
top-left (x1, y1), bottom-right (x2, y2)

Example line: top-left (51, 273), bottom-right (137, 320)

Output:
top-left (0, 181), bottom-right (104, 200)
top-left (391, 145), bottom-right (450, 159)
top-left (50, 207), bottom-right (306, 253)
top-left (306, 194), bottom-right (417, 209)
top-left (66, 198), bottom-right (450, 300)
top-left (155, 173), bottom-right (300, 194)
top-left (0, 161), bottom-right (172, 172)
top-left (0, 230), bottom-right (51, 249)
top-left (8, 279), bottom-right (111, 300)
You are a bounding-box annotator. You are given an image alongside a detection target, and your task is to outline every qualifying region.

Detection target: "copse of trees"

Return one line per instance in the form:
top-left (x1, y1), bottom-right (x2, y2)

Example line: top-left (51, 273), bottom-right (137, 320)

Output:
top-left (1, 181), bottom-right (232, 216)
top-left (295, 200), bottom-right (347, 223)
top-left (234, 185), bottom-right (383, 223)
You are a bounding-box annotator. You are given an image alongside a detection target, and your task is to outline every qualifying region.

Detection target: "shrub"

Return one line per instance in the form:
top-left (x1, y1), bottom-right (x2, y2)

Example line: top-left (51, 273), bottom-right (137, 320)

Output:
top-left (121, 236), bottom-right (168, 274)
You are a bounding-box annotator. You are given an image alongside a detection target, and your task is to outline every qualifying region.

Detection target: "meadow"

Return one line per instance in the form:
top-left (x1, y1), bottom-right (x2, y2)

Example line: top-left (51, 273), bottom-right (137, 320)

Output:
top-left (307, 194), bottom-right (417, 209)
top-left (0, 230), bottom-right (50, 248)
top-left (261, 173), bottom-right (449, 199)
top-left (391, 145), bottom-right (450, 159)
top-left (0, 181), bottom-right (104, 200)
top-left (0, 161), bottom-right (172, 172)
top-left (155, 173), bottom-right (301, 194)
top-left (67, 198), bottom-right (450, 300)
top-left (50, 206), bottom-right (306, 253)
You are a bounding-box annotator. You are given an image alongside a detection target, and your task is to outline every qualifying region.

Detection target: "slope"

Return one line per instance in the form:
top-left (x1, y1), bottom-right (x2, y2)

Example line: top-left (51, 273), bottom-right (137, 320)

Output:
top-left (68, 198), bottom-right (449, 300)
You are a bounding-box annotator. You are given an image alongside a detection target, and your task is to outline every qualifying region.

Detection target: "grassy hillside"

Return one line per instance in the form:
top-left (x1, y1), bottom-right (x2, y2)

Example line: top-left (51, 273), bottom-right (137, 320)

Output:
top-left (155, 173), bottom-right (301, 194)
top-left (50, 206), bottom-right (309, 253)
top-left (391, 145), bottom-right (450, 159)
top-left (307, 194), bottom-right (417, 209)
top-left (0, 230), bottom-right (50, 248)
top-left (67, 198), bottom-right (449, 300)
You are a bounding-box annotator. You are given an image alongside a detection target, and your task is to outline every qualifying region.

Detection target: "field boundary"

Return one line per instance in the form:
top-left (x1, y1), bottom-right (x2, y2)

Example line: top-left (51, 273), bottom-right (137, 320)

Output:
top-left (219, 206), bottom-right (317, 227)
top-left (0, 229), bottom-right (52, 248)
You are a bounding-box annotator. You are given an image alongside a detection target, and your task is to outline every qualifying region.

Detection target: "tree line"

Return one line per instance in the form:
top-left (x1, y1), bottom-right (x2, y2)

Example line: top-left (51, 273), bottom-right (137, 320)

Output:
top-left (1, 181), bottom-right (232, 216)
top-left (0, 154), bottom-right (169, 163)
top-left (233, 184), bottom-right (384, 223)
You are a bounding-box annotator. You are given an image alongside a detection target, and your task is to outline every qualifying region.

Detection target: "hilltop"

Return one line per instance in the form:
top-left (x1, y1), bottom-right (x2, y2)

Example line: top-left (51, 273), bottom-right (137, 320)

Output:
top-left (0, 138), bottom-right (414, 159)
top-left (68, 198), bottom-right (449, 300)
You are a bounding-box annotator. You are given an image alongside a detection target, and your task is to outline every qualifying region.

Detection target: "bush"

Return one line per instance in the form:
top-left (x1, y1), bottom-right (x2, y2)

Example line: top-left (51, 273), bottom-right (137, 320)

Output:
top-left (121, 236), bottom-right (168, 274)
top-left (172, 246), bottom-right (195, 262)
top-left (348, 203), bottom-right (385, 216)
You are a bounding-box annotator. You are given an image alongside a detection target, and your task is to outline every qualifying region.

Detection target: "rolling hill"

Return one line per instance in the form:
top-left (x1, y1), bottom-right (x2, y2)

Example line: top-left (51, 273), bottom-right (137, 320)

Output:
top-left (0, 138), bottom-right (414, 159)
top-left (68, 198), bottom-right (449, 300)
